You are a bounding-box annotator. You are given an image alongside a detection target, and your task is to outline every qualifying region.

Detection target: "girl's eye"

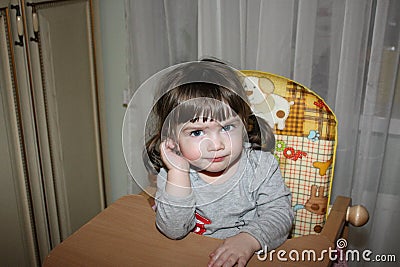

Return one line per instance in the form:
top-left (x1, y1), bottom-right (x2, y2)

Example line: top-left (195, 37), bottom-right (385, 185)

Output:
top-left (222, 125), bottom-right (235, 132)
top-left (190, 130), bottom-right (204, 137)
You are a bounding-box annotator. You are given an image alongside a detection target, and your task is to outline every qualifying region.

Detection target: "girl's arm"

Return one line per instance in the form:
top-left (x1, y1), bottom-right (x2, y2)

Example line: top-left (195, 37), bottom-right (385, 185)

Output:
top-left (155, 140), bottom-right (196, 239)
top-left (155, 168), bottom-right (196, 239)
top-left (239, 155), bottom-right (294, 252)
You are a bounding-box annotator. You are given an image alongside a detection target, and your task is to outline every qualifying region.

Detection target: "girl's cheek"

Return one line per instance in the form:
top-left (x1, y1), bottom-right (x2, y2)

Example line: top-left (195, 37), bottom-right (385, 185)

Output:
top-left (185, 153), bottom-right (201, 161)
top-left (181, 149), bottom-right (202, 161)
top-left (179, 139), bottom-right (202, 161)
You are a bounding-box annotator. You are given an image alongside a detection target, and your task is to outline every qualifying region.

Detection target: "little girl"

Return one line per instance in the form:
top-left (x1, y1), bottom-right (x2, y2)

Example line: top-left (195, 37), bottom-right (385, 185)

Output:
top-left (144, 60), bottom-right (293, 267)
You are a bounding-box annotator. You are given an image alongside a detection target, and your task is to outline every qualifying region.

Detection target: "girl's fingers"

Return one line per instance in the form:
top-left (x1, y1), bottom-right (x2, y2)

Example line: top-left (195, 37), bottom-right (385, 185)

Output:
top-left (165, 139), bottom-right (174, 149)
top-left (160, 141), bottom-right (172, 165)
top-left (209, 252), bottom-right (238, 267)
top-left (208, 246), bottom-right (226, 267)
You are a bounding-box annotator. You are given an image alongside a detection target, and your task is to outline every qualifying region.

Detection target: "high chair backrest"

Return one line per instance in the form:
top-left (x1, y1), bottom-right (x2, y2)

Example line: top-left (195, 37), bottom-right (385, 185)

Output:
top-left (241, 70), bottom-right (337, 238)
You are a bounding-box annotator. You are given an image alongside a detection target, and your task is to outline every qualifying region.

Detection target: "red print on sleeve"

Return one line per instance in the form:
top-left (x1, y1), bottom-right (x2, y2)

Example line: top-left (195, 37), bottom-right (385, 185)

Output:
top-left (193, 212), bottom-right (211, 235)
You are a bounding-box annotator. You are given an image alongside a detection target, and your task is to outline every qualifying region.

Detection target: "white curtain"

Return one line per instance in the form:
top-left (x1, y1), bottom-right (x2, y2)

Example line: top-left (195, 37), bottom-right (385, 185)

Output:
top-left (125, 0), bottom-right (399, 262)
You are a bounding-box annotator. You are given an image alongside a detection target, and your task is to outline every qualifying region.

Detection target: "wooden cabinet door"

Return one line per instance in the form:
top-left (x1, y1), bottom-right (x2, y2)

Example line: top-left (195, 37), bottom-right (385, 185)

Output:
top-left (0, 0), bottom-right (108, 265)
top-left (25, 0), bottom-right (108, 237)
top-left (1, 1), bottom-right (43, 265)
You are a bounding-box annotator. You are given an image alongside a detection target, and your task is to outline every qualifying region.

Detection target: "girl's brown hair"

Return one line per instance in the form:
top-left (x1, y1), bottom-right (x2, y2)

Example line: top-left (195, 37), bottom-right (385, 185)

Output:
top-left (144, 60), bottom-right (274, 173)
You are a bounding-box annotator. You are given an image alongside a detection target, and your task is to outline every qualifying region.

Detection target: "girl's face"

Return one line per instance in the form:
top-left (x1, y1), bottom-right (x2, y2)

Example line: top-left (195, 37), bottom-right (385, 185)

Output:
top-left (175, 115), bottom-right (244, 176)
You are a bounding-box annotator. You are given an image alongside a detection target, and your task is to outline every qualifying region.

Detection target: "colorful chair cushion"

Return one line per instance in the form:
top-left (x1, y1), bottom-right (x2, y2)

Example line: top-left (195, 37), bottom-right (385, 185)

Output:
top-left (241, 70), bottom-right (337, 238)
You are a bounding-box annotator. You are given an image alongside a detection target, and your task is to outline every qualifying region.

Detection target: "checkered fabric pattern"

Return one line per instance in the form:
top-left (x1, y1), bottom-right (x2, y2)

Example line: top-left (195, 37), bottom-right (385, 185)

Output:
top-left (241, 70), bottom-right (337, 238)
top-left (277, 81), bottom-right (336, 140)
top-left (275, 135), bottom-right (334, 237)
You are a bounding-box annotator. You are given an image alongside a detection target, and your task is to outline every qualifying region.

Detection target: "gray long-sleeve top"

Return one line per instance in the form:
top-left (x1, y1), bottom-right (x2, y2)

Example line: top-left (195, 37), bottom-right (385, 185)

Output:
top-left (155, 148), bottom-right (294, 252)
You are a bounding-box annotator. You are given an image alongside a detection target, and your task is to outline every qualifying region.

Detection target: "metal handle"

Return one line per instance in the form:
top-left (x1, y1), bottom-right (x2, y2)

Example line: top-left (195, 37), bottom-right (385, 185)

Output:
top-left (27, 2), bottom-right (39, 42)
top-left (11, 4), bottom-right (24, 46)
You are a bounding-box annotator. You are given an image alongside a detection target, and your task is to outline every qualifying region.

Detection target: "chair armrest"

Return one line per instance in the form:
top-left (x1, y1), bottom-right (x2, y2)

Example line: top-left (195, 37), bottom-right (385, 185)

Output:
top-left (321, 196), bottom-right (369, 244)
top-left (321, 196), bottom-right (351, 243)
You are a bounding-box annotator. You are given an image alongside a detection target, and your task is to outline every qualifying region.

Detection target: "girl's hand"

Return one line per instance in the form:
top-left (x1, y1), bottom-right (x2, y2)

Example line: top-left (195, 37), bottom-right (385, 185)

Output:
top-left (160, 139), bottom-right (190, 172)
top-left (160, 139), bottom-right (192, 197)
top-left (208, 233), bottom-right (260, 267)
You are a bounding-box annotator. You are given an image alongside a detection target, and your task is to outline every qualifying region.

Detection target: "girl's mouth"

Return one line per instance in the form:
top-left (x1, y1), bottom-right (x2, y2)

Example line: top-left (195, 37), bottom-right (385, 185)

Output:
top-left (211, 156), bottom-right (225, 162)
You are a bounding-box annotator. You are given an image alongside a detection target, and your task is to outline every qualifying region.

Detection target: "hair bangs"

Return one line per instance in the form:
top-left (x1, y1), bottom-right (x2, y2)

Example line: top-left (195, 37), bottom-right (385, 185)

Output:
top-left (176, 97), bottom-right (236, 124)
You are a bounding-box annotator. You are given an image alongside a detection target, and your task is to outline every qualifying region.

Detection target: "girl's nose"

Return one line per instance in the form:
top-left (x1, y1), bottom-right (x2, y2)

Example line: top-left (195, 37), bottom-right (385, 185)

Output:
top-left (207, 133), bottom-right (225, 151)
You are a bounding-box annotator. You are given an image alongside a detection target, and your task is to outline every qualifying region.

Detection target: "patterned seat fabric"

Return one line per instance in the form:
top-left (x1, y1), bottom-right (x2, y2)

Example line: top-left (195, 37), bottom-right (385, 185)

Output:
top-left (241, 70), bottom-right (337, 238)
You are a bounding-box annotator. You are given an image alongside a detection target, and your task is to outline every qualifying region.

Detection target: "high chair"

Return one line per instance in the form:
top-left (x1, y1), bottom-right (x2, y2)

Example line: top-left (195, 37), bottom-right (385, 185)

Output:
top-left (44, 71), bottom-right (368, 267)
top-left (138, 70), bottom-right (370, 265)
